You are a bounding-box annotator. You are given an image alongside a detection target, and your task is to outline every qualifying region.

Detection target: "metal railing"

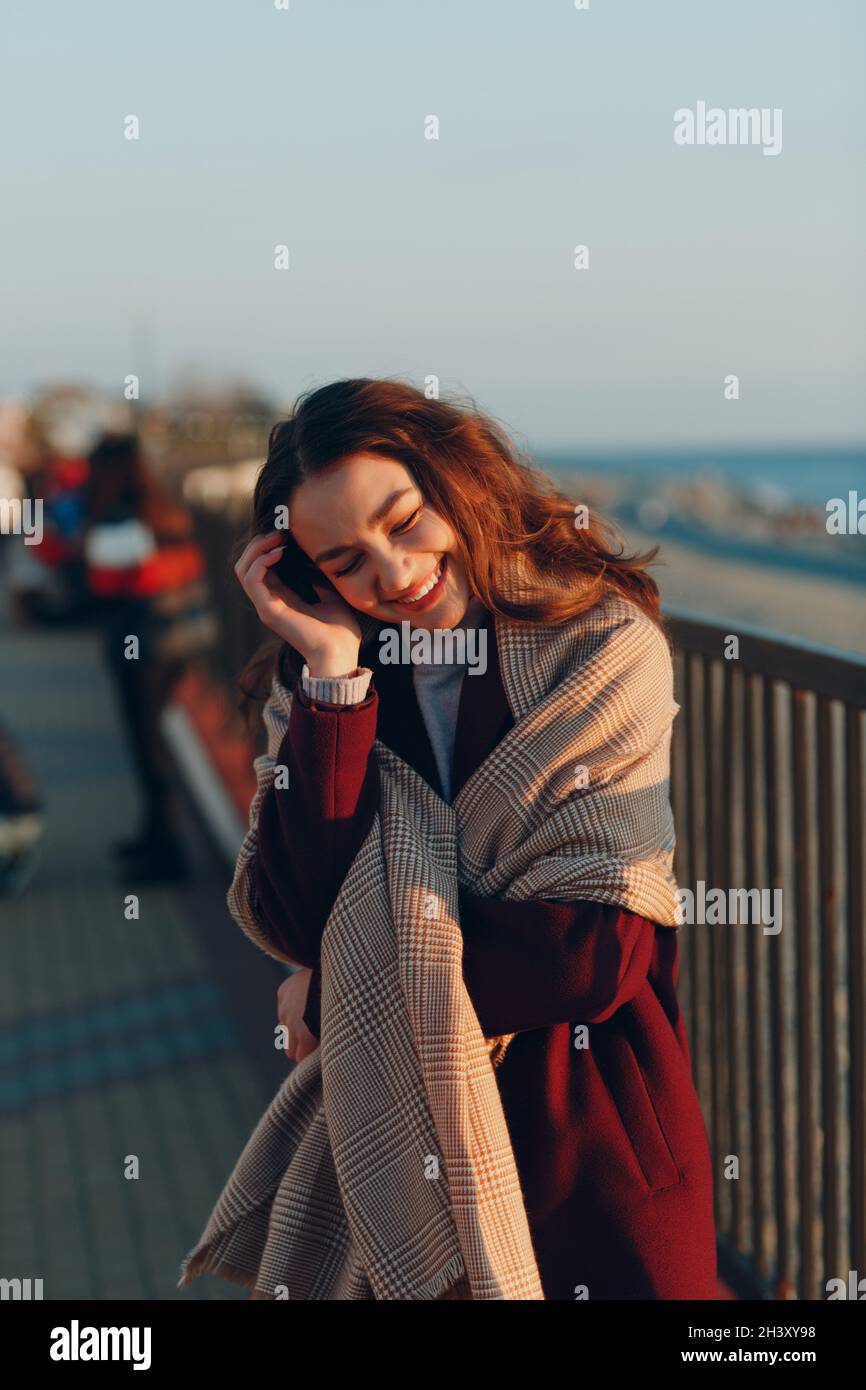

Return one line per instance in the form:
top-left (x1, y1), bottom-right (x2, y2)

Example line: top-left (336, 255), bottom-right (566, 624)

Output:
top-left (666, 609), bottom-right (866, 1301)
top-left (190, 503), bottom-right (866, 1301)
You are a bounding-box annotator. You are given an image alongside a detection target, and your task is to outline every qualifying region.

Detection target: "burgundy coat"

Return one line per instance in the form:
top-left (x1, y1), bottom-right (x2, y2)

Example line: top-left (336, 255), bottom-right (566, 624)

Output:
top-left (251, 613), bottom-right (719, 1300)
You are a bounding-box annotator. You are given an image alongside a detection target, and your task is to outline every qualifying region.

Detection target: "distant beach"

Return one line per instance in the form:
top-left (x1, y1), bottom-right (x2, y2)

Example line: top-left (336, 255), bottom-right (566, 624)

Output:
top-left (618, 526), bottom-right (864, 657)
top-left (541, 449), bottom-right (866, 658)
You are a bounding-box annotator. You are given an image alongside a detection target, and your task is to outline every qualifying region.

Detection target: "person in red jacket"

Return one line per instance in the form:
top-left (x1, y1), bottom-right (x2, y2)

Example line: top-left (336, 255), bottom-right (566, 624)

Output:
top-left (232, 377), bottom-right (718, 1300)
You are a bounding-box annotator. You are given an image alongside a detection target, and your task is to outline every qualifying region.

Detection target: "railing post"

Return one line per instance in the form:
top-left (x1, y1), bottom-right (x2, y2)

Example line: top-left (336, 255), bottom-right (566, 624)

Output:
top-left (791, 689), bottom-right (819, 1300)
top-left (845, 706), bottom-right (865, 1282)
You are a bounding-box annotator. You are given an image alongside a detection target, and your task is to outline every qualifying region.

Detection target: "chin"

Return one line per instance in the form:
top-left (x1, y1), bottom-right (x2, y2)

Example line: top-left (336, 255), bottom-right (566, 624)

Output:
top-left (413, 598), bottom-right (466, 631)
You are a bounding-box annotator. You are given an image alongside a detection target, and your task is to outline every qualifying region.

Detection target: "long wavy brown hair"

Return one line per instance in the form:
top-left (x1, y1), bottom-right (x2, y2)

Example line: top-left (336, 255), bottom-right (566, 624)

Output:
top-left (237, 377), bottom-right (665, 717)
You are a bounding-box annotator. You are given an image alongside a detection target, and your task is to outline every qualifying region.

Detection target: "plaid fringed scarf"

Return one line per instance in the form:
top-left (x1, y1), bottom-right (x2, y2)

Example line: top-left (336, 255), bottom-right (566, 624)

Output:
top-left (177, 565), bottom-right (681, 1300)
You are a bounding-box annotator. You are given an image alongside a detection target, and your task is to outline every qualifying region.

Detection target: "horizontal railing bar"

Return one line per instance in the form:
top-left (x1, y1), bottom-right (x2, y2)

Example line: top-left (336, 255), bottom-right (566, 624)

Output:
top-left (664, 608), bottom-right (866, 707)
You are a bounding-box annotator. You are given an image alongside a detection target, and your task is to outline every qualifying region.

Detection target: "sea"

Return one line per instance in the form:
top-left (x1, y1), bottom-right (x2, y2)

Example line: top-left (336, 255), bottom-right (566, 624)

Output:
top-left (538, 447), bottom-right (865, 508)
top-left (538, 447), bottom-right (865, 586)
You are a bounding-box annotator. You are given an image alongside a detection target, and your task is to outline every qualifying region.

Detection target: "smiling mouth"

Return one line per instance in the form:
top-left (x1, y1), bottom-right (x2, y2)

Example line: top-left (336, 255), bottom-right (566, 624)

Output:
top-left (392, 555), bottom-right (447, 607)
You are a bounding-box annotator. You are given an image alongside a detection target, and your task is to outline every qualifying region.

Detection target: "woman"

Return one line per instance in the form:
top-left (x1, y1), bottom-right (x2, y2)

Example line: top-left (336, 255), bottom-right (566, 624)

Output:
top-left (181, 377), bottom-right (717, 1300)
top-left (83, 431), bottom-right (217, 883)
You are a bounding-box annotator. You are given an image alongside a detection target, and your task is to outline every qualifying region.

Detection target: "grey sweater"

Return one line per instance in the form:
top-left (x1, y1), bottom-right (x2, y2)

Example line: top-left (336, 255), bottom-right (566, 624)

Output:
top-left (301, 596), bottom-right (487, 804)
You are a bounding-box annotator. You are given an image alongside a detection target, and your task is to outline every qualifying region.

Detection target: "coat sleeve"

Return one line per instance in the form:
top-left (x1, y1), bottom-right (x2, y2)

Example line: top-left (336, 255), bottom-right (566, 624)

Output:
top-left (458, 889), bottom-right (657, 1037)
top-left (225, 671), bottom-right (380, 1039)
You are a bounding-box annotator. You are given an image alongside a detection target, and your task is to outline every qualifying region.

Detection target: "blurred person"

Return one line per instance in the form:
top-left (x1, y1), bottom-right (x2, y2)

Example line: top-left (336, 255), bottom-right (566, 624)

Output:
top-left (6, 412), bottom-right (91, 625)
top-left (1, 411), bottom-right (61, 623)
top-left (83, 431), bottom-right (218, 883)
top-left (0, 407), bottom-right (46, 896)
top-left (180, 378), bottom-right (718, 1302)
top-left (0, 450), bottom-right (29, 595)
top-left (0, 719), bottom-right (44, 896)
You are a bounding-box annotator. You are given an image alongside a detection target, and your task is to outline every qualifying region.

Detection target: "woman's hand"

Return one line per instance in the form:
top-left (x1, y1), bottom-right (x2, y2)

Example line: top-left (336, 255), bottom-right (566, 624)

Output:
top-left (277, 967), bottom-right (319, 1064)
top-left (235, 530), bottom-right (362, 676)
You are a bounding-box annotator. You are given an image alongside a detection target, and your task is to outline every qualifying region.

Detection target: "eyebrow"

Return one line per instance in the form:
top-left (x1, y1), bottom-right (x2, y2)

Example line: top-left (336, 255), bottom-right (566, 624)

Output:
top-left (312, 488), bottom-right (418, 564)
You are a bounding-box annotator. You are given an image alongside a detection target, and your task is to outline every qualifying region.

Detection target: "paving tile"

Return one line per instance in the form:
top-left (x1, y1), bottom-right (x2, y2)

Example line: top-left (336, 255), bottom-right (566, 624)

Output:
top-left (0, 606), bottom-right (287, 1302)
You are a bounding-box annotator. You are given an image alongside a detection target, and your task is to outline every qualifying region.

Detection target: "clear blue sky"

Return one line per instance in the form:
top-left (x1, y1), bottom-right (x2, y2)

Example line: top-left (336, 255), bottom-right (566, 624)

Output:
top-left (2, 0), bottom-right (863, 449)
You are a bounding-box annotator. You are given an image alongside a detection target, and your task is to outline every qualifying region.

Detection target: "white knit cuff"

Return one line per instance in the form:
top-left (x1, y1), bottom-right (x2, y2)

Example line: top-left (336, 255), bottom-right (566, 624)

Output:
top-left (300, 664), bottom-right (373, 705)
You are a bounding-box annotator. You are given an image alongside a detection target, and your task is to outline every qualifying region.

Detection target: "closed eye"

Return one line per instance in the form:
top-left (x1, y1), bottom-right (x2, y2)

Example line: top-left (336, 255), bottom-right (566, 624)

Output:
top-left (334, 507), bottom-right (422, 577)
top-left (394, 506), bottom-right (422, 534)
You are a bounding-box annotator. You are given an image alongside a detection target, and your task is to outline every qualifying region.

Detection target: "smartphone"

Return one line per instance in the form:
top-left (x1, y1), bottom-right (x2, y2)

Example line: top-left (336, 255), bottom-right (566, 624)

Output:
top-left (270, 534), bottom-right (334, 606)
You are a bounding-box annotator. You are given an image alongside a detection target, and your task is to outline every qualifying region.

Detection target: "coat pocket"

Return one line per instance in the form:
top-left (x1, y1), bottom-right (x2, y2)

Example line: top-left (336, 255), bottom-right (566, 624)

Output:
top-left (598, 1027), bottom-right (682, 1193)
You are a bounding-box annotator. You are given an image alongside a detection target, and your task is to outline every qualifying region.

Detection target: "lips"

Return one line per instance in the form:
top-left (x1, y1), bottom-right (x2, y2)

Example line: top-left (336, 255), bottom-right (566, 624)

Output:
top-left (392, 554), bottom-right (447, 609)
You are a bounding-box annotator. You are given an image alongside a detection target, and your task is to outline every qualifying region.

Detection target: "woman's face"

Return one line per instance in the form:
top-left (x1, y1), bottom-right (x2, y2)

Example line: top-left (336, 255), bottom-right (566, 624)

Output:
top-left (289, 454), bottom-right (473, 629)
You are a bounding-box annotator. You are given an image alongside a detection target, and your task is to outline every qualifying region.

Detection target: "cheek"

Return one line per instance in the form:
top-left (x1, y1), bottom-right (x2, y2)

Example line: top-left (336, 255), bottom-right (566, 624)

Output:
top-left (418, 514), bottom-right (455, 553)
top-left (333, 572), bottom-right (377, 609)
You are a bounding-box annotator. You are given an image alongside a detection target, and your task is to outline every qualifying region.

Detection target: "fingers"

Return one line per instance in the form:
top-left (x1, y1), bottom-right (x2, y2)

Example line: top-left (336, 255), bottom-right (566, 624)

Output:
top-left (234, 530), bottom-right (287, 586)
top-left (245, 547), bottom-right (288, 599)
top-left (235, 532), bottom-right (323, 630)
top-left (276, 971), bottom-right (317, 1062)
top-left (281, 1025), bottom-right (318, 1063)
top-left (245, 555), bottom-right (314, 627)
top-left (294, 1032), bottom-right (319, 1063)
top-left (276, 974), bottom-right (296, 1028)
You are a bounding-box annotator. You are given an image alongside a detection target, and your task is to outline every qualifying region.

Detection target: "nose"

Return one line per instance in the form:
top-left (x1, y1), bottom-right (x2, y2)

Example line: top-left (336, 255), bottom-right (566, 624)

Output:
top-left (376, 550), bottom-right (417, 603)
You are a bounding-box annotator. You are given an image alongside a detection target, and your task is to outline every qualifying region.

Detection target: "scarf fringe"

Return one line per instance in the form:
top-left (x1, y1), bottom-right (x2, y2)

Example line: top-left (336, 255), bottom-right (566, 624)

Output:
top-left (176, 1244), bottom-right (256, 1293)
top-left (417, 1251), bottom-right (470, 1300)
top-left (176, 1243), bottom-right (469, 1301)
top-left (487, 1034), bottom-right (516, 1068)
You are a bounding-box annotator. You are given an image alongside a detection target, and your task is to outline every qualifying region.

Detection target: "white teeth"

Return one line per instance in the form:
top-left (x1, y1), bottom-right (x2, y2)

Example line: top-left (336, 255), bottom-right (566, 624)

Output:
top-left (398, 558), bottom-right (443, 603)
